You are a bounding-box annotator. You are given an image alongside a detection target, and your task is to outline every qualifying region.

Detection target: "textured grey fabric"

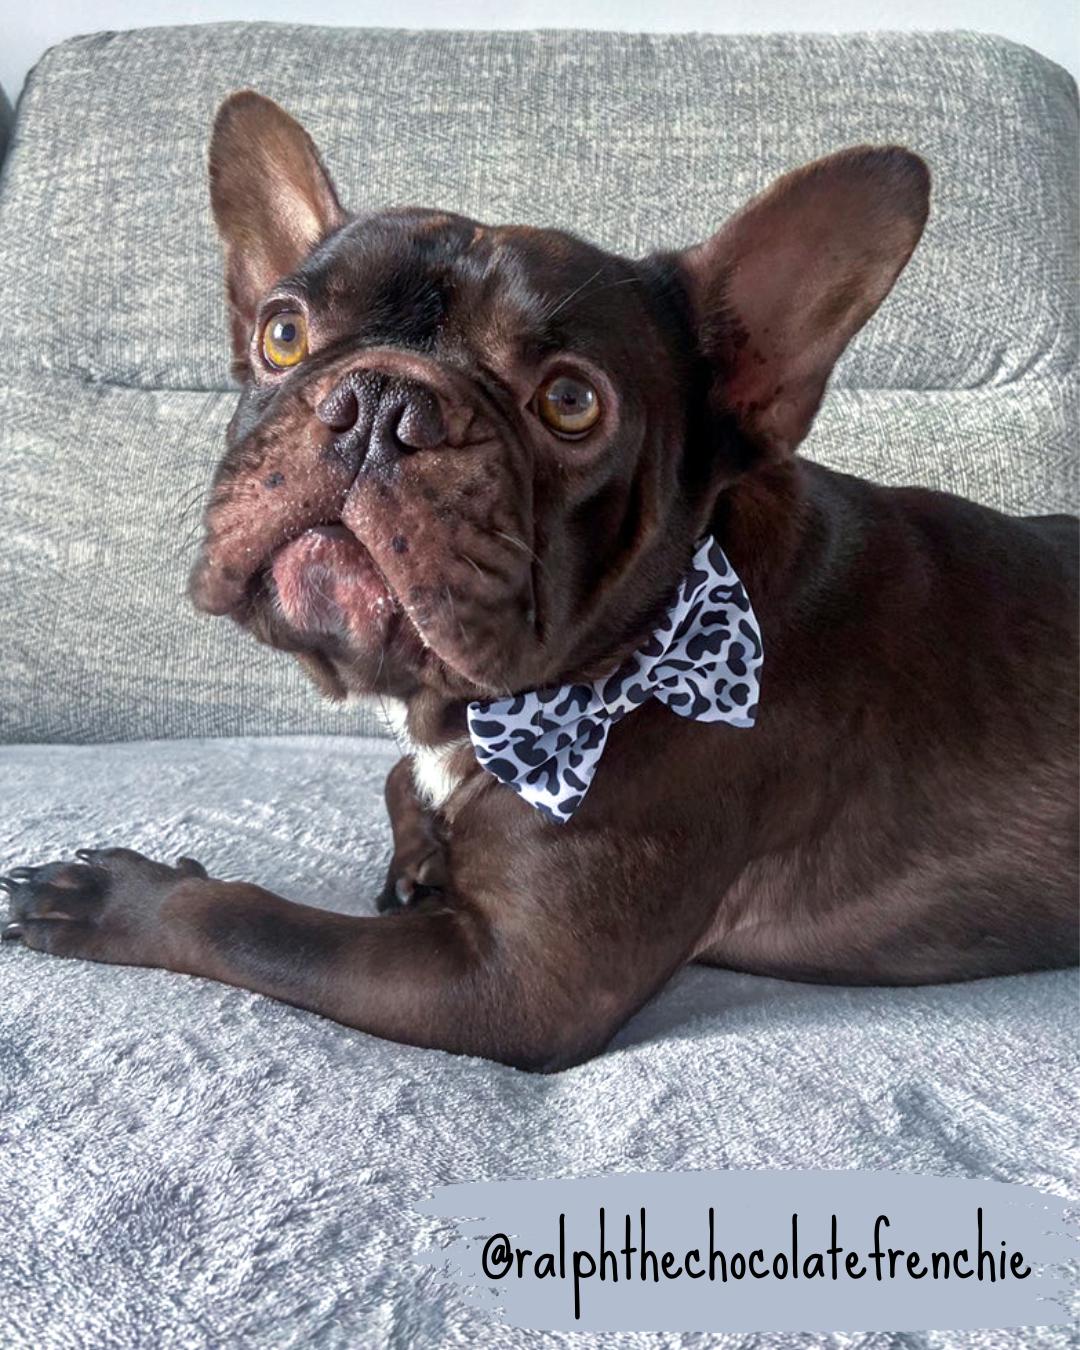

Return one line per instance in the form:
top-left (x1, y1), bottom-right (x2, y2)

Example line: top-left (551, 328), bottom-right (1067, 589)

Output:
top-left (0, 27), bottom-right (1076, 392)
top-left (0, 26), bottom-right (1076, 743)
top-left (0, 380), bottom-right (388, 744)
top-left (0, 85), bottom-right (12, 170)
top-left (2, 377), bottom-right (1074, 744)
top-left (1, 735), bottom-right (1076, 1349)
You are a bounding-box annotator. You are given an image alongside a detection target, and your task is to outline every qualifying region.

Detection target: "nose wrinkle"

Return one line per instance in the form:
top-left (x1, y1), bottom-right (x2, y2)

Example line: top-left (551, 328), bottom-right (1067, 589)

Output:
top-left (318, 370), bottom-right (387, 471)
top-left (316, 368), bottom-right (384, 427)
top-left (315, 384), bottom-right (358, 433)
top-left (394, 384), bottom-right (445, 450)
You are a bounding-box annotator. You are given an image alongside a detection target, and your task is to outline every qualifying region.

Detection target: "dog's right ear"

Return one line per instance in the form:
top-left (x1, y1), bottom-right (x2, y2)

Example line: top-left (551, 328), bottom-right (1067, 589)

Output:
top-left (209, 91), bottom-right (345, 359)
top-left (676, 146), bottom-right (929, 465)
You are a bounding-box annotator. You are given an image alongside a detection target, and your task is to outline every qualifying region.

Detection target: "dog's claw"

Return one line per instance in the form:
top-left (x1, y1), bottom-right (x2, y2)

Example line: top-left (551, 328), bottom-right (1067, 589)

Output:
top-left (8, 867), bottom-right (37, 882)
top-left (2, 923), bottom-right (24, 942)
top-left (0, 877), bottom-right (19, 894)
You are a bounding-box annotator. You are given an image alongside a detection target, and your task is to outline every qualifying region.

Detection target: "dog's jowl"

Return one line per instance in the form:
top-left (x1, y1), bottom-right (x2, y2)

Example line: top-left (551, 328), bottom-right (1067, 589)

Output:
top-left (4, 92), bottom-right (1076, 1070)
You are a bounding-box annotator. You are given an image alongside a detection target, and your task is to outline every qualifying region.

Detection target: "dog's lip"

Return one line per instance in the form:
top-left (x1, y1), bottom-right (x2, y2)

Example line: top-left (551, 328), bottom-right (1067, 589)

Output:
top-left (265, 523), bottom-right (402, 639)
top-left (285, 522), bottom-right (400, 605)
top-left (276, 522), bottom-right (378, 564)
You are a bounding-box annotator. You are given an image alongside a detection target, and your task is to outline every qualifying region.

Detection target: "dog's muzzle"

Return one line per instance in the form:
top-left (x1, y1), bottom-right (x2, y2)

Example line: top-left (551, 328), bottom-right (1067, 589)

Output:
top-left (188, 354), bottom-right (466, 619)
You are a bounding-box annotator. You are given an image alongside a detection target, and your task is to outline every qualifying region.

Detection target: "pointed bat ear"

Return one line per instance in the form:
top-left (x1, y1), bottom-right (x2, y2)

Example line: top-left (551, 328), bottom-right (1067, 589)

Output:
top-left (208, 90), bottom-right (346, 359)
top-left (677, 146), bottom-right (930, 462)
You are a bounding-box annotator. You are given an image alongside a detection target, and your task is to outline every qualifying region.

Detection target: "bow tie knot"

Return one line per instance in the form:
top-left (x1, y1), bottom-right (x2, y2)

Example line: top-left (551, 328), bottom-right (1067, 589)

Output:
top-left (467, 537), bottom-right (763, 823)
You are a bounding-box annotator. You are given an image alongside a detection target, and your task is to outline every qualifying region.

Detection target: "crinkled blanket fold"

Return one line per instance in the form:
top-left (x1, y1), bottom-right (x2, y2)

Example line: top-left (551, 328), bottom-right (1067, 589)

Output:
top-left (1, 736), bottom-right (1075, 1349)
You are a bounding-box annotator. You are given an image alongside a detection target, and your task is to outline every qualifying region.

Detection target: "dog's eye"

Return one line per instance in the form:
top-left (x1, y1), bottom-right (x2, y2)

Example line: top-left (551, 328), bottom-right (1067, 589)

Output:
top-left (261, 310), bottom-right (308, 369)
top-left (535, 374), bottom-right (600, 437)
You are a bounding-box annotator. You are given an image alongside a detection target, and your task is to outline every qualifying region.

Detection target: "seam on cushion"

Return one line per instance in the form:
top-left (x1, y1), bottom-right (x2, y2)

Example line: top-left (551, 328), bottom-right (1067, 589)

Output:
top-left (0, 369), bottom-right (239, 397)
top-left (1, 369), bottom-right (1075, 399)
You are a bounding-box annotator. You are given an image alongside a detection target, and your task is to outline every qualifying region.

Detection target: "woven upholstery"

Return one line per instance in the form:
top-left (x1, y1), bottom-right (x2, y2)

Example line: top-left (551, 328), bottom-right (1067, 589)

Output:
top-left (0, 26), bottom-right (1076, 742)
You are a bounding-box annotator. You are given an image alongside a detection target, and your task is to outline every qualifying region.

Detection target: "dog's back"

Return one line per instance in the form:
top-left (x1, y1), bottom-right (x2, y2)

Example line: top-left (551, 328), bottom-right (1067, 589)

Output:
top-left (693, 462), bottom-right (1079, 985)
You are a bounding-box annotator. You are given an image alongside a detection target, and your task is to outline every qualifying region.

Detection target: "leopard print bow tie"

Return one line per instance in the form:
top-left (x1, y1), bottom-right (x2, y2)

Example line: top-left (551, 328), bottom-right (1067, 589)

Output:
top-left (466, 537), bottom-right (763, 824)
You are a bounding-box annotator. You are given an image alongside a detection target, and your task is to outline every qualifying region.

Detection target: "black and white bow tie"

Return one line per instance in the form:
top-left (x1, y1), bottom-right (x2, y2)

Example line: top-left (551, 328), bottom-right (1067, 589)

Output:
top-left (466, 537), bottom-right (763, 823)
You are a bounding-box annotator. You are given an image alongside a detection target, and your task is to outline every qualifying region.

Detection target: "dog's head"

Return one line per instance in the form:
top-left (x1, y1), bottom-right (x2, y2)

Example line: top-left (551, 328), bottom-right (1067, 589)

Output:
top-left (190, 92), bottom-right (928, 711)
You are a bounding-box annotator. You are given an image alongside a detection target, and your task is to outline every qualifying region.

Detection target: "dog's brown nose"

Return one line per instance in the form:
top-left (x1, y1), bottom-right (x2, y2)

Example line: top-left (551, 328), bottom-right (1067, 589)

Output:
top-left (316, 371), bottom-right (446, 465)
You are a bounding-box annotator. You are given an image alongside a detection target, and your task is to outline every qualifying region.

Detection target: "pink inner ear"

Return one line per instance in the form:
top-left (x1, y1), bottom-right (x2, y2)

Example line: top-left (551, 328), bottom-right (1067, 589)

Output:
top-left (209, 91), bottom-right (346, 358)
top-left (684, 146), bottom-right (930, 461)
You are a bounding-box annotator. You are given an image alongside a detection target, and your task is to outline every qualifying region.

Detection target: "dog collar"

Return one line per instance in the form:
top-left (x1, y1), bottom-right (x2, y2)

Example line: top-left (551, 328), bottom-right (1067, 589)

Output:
top-left (466, 537), bottom-right (763, 823)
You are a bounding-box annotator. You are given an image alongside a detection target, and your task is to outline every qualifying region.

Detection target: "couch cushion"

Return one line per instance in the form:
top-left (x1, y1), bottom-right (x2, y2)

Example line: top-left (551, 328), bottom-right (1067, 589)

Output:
top-left (0, 378), bottom-right (389, 744)
top-left (0, 735), bottom-right (1076, 1348)
top-left (0, 26), bottom-right (1075, 393)
top-left (2, 375), bottom-right (1069, 745)
top-left (0, 27), bottom-right (1076, 745)
top-left (1, 375), bottom-right (1074, 744)
top-left (0, 85), bottom-right (12, 169)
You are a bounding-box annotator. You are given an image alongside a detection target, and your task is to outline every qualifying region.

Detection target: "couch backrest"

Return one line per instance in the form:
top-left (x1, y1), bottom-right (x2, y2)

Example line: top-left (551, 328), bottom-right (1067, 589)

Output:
top-left (0, 87), bottom-right (12, 170)
top-left (0, 26), bottom-right (1076, 743)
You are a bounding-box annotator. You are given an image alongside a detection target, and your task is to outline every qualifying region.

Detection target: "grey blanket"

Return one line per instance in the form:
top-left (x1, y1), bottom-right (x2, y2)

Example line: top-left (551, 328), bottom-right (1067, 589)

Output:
top-left (1, 735), bottom-right (1075, 1348)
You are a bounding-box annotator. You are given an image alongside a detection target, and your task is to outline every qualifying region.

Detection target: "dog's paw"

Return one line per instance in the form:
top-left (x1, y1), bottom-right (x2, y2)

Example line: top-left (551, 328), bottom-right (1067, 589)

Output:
top-left (1, 848), bottom-right (208, 965)
top-left (376, 850), bottom-right (447, 914)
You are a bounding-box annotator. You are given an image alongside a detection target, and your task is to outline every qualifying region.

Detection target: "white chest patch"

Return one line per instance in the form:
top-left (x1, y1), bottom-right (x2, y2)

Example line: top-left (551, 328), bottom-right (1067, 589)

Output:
top-left (378, 697), bottom-right (469, 811)
top-left (411, 739), bottom-right (470, 811)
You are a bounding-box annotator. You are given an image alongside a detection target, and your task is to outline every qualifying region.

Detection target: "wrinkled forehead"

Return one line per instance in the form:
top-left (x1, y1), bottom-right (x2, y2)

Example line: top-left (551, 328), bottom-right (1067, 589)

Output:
top-left (292, 207), bottom-right (642, 358)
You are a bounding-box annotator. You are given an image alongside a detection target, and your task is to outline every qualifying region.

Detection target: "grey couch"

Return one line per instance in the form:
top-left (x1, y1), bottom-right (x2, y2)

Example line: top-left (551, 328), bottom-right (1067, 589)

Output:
top-left (0, 25), bottom-right (1076, 1349)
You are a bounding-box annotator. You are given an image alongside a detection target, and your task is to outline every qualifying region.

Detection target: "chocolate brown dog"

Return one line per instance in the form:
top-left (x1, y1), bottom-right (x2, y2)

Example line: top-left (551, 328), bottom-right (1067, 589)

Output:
top-left (4, 93), bottom-right (1076, 1070)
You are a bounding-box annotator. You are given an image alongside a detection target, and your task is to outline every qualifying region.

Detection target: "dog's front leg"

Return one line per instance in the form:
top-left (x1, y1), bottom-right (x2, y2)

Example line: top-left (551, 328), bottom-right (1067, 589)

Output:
top-left (376, 756), bottom-right (448, 912)
top-left (0, 842), bottom-right (676, 1070)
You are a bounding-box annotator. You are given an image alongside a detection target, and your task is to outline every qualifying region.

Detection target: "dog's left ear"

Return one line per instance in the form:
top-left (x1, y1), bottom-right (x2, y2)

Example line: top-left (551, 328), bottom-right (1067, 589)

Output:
top-left (209, 90), bottom-right (346, 359)
top-left (678, 146), bottom-right (930, 462)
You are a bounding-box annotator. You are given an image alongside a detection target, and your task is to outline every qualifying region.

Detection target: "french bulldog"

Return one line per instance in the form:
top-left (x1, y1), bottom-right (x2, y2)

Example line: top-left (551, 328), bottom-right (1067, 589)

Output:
top-left (3, 92), bottom-right (1076, 1070)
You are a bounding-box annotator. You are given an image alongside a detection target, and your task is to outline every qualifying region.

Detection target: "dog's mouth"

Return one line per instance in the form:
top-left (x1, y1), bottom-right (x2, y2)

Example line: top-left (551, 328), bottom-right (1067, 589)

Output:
top-left (265, 524), bottom-right (399, 643)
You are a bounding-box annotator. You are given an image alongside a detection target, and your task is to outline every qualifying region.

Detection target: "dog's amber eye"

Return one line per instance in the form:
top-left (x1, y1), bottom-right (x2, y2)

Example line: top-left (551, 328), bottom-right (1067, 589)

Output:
top-left (261, 310), bottom-right (308, 369)
top-left (536, 374), bottom-right (600, 437)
